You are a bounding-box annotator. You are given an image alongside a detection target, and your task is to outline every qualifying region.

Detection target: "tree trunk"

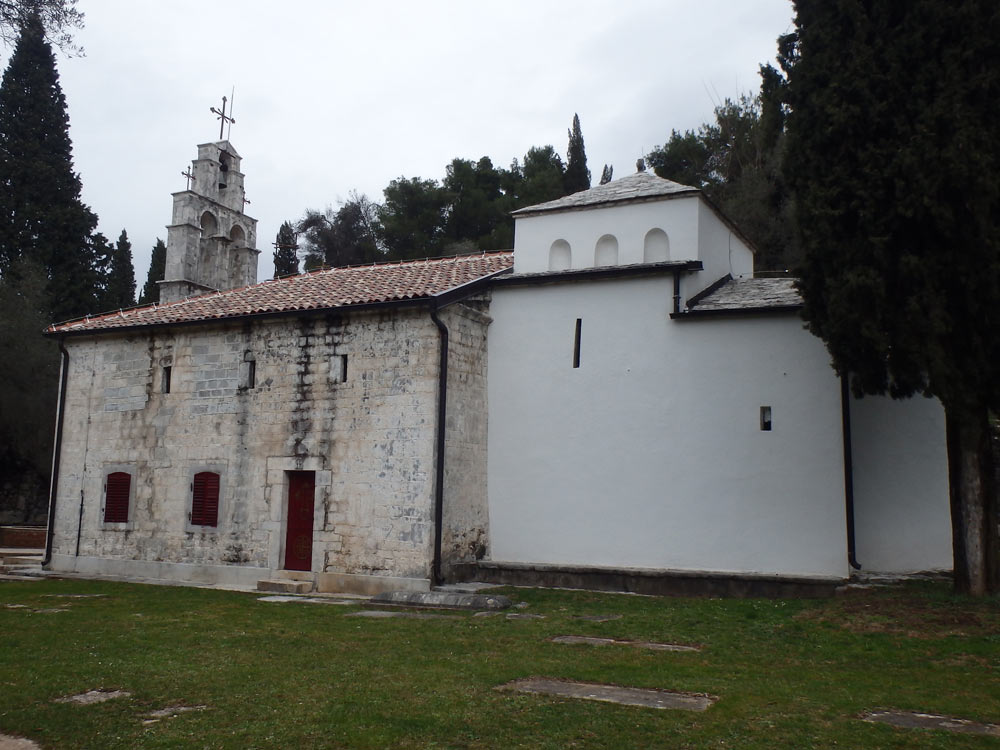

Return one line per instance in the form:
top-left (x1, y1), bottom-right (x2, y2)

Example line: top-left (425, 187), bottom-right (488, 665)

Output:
top-left (945, 405), bottom-right (999, 595)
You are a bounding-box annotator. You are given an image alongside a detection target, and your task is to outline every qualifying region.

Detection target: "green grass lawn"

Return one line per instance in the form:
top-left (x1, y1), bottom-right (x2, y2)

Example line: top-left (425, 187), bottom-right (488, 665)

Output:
top-left (0, 578), bottom-right (998, 749)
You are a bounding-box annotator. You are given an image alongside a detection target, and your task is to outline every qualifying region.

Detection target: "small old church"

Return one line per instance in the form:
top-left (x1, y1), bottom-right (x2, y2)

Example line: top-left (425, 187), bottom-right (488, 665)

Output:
top-left (42, 135), bottom-right (953, 596)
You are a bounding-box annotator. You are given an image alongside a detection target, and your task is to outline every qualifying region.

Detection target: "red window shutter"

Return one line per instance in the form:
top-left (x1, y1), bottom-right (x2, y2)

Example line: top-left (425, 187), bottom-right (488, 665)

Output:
top-left (192, 472), bottom-right (220, 527)
top-left (104, 472), bottom-right (131, 523)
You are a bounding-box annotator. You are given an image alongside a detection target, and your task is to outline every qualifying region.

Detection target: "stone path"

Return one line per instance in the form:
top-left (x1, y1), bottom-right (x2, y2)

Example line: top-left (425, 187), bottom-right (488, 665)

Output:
top-left (551, 635), bottom-right (700, 652)
top-left (499, 678), bottom-right (715, 711)
top-left (572, 614), bottom-right (622, 622)
top-left (862, 710), bottom-right (1000, 737)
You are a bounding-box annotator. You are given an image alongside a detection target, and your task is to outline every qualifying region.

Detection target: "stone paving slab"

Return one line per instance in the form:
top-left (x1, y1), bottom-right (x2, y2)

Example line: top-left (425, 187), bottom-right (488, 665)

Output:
top-left (499, 677), bottom-right (716, 711)
top-left (0, 733), bottom-right (39, 750)
top-left (572, 614), bottom-right (623, 622)
top-left (371, 590), bottom-right (511, 610)
top-left (506, 613), bottom-right (545, 620)
top-left (55, 689), bottom-right (131, 705)
top-left (257, 595), bottom-right (355, 606)
top-left (551, 635), bottom-right (701, 652)
top-left (141, 705), bottom-right (208, 724)
top-left (861, 710), bottom-right (1000, 737)
top-left (346, 610), bottom-right (460, 620)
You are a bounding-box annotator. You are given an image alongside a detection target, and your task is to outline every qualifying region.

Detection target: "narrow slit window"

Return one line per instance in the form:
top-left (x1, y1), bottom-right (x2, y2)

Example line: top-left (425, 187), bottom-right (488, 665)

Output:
top-left (572, 318), bottom-right (582, 368)
top-left (331, 354), bottom-right (348, 384)
top-left (247, 360), bottom-right (256, 389)
top-left (760, 406), bottom-right (772, 431)
top-left (162, 365), bottom-right (172, 394)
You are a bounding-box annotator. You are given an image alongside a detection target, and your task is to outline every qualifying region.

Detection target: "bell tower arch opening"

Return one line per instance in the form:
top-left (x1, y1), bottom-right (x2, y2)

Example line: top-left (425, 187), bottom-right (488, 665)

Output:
top-left (157, 116), bottom-right (261, 304)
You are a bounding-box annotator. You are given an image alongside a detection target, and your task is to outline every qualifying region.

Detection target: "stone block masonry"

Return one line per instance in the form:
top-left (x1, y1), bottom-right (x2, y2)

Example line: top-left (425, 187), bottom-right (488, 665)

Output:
top-left (49, 305), bottom-right (461, 590)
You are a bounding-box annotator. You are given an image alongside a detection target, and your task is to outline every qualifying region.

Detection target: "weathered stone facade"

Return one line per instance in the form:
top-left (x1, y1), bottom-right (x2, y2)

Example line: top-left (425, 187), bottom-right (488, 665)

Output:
top-left (439, 301), bottom-right (492, 572)
top-left (49, 302), bottom-right (489, 592)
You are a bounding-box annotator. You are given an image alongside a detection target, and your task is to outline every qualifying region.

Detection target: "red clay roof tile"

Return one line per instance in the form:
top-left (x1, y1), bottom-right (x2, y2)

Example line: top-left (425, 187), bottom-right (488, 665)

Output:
top-left (47, 251), bottom-right (513, 335)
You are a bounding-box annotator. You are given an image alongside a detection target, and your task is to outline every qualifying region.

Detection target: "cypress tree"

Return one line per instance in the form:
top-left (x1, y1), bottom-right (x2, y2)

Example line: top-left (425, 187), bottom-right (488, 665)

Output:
top-left (0, 13), bottom-right (98, 321)
top-left (273, 220), bottom-right (299, 277)
top-left (564, 113), bottom-right (591, 194)
top-left (138, 238), bottom-right (166, 305)
top-left (101, 228), bottom-right (135, 309)
top-left (785, 0), bottom-right (1000, 594)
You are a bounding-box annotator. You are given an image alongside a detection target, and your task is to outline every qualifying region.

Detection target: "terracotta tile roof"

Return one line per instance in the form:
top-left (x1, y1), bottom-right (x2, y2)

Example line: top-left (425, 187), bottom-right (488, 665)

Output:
top-left (511, 171), bottom-right (698, 216)
top-left (688, 277), bottom-right (802, 313)
top-left (48, 251), bottom-right (514, 335)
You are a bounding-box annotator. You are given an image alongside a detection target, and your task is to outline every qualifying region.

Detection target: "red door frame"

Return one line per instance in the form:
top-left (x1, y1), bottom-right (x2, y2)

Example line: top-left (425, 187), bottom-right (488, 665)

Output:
top-left (284, 471), bottom-right (315, 571)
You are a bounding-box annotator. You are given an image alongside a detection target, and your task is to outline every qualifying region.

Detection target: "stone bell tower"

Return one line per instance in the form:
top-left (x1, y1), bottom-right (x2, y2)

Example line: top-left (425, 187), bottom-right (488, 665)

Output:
top-left (158, 136), bottom-right (260, 303)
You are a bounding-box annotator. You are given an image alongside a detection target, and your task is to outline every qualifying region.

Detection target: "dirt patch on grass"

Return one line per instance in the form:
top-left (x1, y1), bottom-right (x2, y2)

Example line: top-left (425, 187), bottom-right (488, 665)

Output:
top-left (796, 588), bottom-right (998, 638)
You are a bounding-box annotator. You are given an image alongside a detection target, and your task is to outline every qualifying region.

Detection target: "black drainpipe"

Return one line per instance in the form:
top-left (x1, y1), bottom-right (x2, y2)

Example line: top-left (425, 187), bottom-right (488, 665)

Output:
top-left (841, 375), bottom-right (861, 570)
top-left (43, 339), bottom-right (71, 566)
top-left (429, 305), bottom-right (449, 587)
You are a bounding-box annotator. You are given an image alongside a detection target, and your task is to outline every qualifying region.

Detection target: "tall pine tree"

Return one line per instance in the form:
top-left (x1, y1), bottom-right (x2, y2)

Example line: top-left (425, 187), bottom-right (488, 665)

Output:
top-left (564, 113), bottom-right (591, 194)
top-left (0, 12), bottom-right (98, 321)
top-left (273, 220), bottom-right (299, 277)
top-left (138, 238), bottom-right (165, 305)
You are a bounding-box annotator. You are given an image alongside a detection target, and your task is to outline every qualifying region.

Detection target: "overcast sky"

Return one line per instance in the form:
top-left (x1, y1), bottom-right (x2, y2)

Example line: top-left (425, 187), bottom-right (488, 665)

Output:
top-left (23, 0), bottom-right (794, 284)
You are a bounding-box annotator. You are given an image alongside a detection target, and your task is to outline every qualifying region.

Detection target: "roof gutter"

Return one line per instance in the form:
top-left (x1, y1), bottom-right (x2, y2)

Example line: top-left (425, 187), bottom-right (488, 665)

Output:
top-left (43, 339), bottom-right (70, 566)
top-left (429, 304), bottom-right (449, 587)
top-left (841, 376), bottom-right (862, 571)
top-left (426, 266), bottom-right (511, 587)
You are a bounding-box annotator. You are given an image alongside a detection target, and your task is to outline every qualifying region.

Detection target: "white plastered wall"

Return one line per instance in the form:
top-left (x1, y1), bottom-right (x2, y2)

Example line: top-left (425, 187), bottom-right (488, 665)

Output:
top-left (513, 199), bottom-right (702, 273)
top-left (850, 393), bottom-right (952, 573)
top-left (486, 277), bottom-right (849, 578)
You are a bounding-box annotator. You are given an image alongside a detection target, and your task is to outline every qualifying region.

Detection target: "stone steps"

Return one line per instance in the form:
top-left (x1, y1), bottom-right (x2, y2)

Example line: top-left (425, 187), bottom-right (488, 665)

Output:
top-left (256, 579), bottom-right (313, 594)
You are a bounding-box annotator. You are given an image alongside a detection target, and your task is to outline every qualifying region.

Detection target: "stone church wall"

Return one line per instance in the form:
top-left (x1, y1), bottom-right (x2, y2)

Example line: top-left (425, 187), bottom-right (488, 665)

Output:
top-left (440, 300), bottom-right (492, 575)
top-left (48, 308), bottom-right (445, 589)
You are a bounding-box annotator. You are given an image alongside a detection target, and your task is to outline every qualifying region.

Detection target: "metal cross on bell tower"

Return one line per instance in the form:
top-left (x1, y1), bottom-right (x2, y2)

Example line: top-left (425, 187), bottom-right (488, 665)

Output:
top-left (210, 92), bottom-right (236, 140)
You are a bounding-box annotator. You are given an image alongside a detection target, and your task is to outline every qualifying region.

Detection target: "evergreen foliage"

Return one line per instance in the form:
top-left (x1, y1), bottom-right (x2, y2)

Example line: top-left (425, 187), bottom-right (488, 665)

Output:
top-left (784, 0), bottom-right (1000, 594)
top-left (377, 177), bottom-right (448, 260)
top-left (273, 220), bottom-right (299, 277)
top-left (599, 164), bottom-right (613, 185)
top-left (442, 157), bottom-right (511, 252)
top-left (296, 117), bottom-right (592, 263)
top-left (0, 0), bottom-right (84, 54)
top-left (647, 85), bottom-right (794, 271)
top-left (0, 12), bottom-right (98, 321)
top-left (0, 259), bottom-right (57, 487)
top-left (300, 194), bottom-right (382, 271)
top-left (564, 113), bottom-right (590, 194)
top-left (99, 228), bottom-right (135, 310)
top-left (137, 238), bottom-right (165, 305)
top-left (517, 146), bottom-right (566, 207)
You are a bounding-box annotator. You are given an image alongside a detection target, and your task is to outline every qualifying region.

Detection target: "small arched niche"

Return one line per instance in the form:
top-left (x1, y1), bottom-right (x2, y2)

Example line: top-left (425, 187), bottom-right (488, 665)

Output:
top-left (230, 224), bottom-right (246, 245)
top-left (200, 211), bottom-right (218, 237)
top-left (594, 234), bottom-right (619, 267)
top-left (548, 239), bottom-right (572, 271)
top-left (643, 228), bottom-right (670, 263)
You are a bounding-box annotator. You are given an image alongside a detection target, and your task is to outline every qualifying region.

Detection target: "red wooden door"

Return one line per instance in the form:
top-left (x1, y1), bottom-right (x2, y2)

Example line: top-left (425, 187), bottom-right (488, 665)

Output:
top-left (284, 471), bottom-right (315, 571)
